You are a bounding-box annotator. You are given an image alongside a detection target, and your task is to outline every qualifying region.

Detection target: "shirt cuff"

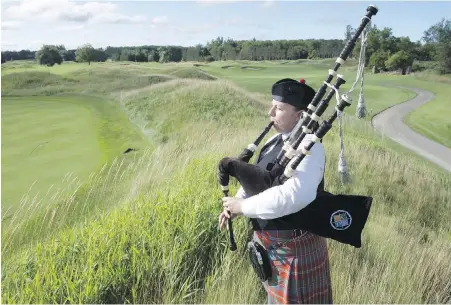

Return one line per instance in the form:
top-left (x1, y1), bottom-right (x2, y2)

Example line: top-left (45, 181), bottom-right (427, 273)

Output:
top-left (241, 194), bottom-right (263, 218)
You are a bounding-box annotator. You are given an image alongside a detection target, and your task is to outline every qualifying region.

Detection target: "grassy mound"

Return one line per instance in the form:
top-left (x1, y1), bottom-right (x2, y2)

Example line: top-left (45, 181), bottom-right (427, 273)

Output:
top-left (162, 67), bottom-right (217, 80)
top-left (69, 68), bottom-right (174, 90)
top-left (1, 71), bottom-right (78, 91)
top-left (119, 78), bottom-right (266, 144)
top-left (1, 60), bottom-right (37, 70)
top-left (1, 68), bottom-right (175, 97)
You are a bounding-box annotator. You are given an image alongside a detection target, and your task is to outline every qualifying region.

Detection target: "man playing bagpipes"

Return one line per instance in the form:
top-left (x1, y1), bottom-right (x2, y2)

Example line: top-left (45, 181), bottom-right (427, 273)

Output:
top-left (219, 78), bottom-right (333, 304)
top-left (217, 5), bottom-right (378, 303)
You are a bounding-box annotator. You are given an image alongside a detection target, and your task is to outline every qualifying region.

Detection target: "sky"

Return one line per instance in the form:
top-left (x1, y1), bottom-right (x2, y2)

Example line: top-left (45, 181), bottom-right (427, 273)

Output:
top-left (1, 0), bottom-right (451, 51)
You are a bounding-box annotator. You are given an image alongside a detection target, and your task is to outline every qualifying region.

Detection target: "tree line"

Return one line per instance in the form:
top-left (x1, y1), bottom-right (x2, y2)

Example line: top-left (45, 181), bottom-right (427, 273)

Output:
top-left (2, 18), bottom-right (450, 74)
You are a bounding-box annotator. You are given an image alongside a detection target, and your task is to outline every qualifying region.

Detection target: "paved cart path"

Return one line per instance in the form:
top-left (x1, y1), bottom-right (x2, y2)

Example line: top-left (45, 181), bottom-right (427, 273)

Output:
top-left (371, 87), bottom-right (451, 173)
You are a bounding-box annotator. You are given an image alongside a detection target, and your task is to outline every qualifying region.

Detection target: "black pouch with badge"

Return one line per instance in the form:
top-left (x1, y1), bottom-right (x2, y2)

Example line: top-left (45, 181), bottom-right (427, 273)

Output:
top-left (247, 241), bottom-right (272, 281)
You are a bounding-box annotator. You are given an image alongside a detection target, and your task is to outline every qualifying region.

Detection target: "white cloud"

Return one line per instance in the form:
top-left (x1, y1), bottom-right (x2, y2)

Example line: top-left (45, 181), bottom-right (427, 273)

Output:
top-left (152, 21), bottom-right (216, 35)
top-left (94, 12), bottom-right (146, 24)
top-left (182, 23), bottom-right (216, 34)
top-left (261, 1), bottom-right (275, 9)
top-left (4, 0), bottom-right (146, 24)
top-left (1, 40), bottom-right (18, 49)
top-left (1, 20), bottom-right (22, 30)
top-left (151, 15), bottom-right (168, 25)
top-left (149, 15), bottom-right (170, 29)
top-left (196, 0), bottom-right (246, 6)
top-left (220, 17), bottom-right (242, 26)
top-left (53, 24), bottom-right (85, 32)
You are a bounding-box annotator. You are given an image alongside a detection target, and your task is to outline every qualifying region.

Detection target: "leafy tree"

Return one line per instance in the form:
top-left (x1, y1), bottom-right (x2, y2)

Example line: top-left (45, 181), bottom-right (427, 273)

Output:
top-left (148, 50), bottom-right (159, 62)
top-left (36, 45), bottom-right (63, 66)
top-left (111, 52), bottom-right (121, 61)
top-left (423, 18), bottom-right (451, 43)
top-left (119, 50), bottom-right (130, 61)
top-left (93, 49), bottom-right (108, 62)
top-left (63, 50), bottom-right (76, 61)
top-left (436, 41), bottom-right (451, 74)
top-left (396, 37), bottom-right (415, 54)
top-left (166, 46), bottom-right (183, 62)
top-left (422, 18), bottom-right (451, 74)
top-left (134, 49), bottom-right (148, 62)
top-left (158, 47), bottom-right (169, 63)
top-left (204, 55), bottom-right (215, 63)
top-left (344, 25), bottom-right (355, 41)
top-left (385, 50), bottom-right (414, 75)
top-left (75, 43), bottom-right (96, 65)
top-left (369, 50), bottom-right (389, 71)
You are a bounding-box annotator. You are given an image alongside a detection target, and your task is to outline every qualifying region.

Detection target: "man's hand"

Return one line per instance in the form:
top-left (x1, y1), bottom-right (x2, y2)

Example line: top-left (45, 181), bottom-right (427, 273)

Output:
top-left (222, 196), bottom-right (244, 215)
top-left (218, 197), bottom-right (245, 230)
top-left (218, 208), bottom-right (237, 230)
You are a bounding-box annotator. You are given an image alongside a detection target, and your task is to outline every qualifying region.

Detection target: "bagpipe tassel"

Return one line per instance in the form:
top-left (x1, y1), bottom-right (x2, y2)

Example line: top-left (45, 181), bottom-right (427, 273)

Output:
top-left (356, 70), bottom-right (367, 118)
top-left (338, 149), bottom-right (352, 184)
top-left (337, 110), bottom-right (352, 184)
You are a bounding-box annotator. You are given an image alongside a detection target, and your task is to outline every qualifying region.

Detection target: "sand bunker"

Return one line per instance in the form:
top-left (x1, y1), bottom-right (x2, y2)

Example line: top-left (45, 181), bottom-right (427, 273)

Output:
top-left (240, 66), bottom-right (264, 70)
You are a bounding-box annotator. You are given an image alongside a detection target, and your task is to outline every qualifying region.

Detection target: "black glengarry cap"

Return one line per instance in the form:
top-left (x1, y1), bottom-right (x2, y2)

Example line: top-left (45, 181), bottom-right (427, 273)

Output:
top-left (272, 78), bottom-right (316, 110)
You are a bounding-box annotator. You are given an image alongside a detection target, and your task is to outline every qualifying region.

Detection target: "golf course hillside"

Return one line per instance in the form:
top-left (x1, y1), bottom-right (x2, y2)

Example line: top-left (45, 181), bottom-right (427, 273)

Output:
top-left (1, 60), bottom-right (450, 304)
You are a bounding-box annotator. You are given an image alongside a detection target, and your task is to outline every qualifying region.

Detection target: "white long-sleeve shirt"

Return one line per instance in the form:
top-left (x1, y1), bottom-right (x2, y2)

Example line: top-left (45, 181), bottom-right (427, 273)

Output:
top-left (235, 132), bottom-right (325, 220)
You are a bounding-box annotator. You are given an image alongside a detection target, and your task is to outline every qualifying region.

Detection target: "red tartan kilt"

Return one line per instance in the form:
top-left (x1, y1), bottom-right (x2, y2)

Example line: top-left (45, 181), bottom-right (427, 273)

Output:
top-left (254, 230), bottom-right (333, 304)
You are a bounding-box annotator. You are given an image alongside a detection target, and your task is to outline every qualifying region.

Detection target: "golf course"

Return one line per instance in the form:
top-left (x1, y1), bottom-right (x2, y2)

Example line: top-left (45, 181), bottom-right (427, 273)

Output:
top-left (1, 58), bottom-right (450, 303)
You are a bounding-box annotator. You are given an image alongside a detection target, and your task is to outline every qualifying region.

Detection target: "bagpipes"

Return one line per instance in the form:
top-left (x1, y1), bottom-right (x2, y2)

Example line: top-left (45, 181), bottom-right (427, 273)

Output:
top-left (218, 5), bottom-right (378, 251)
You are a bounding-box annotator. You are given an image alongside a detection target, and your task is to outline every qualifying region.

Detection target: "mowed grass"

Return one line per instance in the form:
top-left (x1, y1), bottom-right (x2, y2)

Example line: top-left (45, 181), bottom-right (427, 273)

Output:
top-left (1, 97), bottom-right (102, 213)
top-left (1, 94), bottom-right (149, 222)
top-left (1, 60), bottom-right (450, 304)
top-left (371, 73), bottom-right (451, 149)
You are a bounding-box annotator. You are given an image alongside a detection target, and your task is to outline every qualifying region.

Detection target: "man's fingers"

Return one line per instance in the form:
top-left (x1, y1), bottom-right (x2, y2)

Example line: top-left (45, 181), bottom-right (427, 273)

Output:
top-left (219, 204), bottom-right (239, 231)
top-left (218, 212), bottom-right (229, 230)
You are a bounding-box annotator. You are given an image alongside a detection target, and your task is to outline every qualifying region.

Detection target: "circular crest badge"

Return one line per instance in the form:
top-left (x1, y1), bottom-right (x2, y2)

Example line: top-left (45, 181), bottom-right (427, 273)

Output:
top-left (330, 210), bottom-right (352, 230)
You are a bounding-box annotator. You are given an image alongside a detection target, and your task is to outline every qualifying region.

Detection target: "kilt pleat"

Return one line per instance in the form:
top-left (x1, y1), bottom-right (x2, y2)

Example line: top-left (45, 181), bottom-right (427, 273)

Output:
top-left (254, 230), bottom-right (333, 304)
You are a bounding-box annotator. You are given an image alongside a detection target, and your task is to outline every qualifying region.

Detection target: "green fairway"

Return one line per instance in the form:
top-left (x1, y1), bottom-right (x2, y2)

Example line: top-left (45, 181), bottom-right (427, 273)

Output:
top-left (2, 97), bottom-right (100, 212)
top-left (1, 95), bottom-right (148, 215)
